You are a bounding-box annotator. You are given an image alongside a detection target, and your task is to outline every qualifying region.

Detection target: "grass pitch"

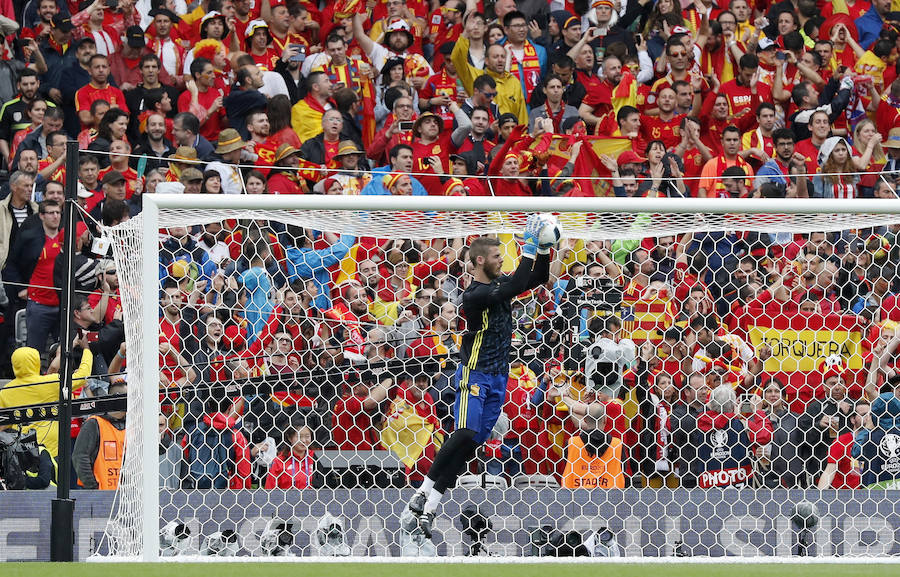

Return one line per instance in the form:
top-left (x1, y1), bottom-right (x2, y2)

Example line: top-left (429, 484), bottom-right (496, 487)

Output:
top-left (6, 564), bottom-right (900, 577)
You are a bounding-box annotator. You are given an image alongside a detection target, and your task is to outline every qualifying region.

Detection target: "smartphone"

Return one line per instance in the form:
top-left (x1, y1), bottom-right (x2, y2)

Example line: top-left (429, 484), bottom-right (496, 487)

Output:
top-left (288, 44), bottom-right (306, 63)
top-left (775, 51), bottom-right (786, 61)
top-left (105, 0), bottom-right (118, 8)
top-left (635, 33), bottom-right (643, 45)
top-left (398, 120), bottom-right (415, 131)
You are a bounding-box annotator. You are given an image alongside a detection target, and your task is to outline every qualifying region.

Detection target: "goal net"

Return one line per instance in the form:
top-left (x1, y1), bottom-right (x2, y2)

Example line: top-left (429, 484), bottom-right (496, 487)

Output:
top-left (97, 195), bottom-right (900, 560)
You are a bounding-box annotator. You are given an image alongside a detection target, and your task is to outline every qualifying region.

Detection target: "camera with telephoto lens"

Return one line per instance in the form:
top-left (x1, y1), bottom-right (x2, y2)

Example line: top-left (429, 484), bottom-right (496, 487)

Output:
top-left (583, 337), bottom-right (636, 395)
top-left (0, 429), bottom-right (40, 490)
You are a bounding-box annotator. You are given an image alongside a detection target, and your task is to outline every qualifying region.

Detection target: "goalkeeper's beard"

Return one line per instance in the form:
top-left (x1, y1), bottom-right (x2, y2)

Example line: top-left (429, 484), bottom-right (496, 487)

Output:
top-left (482, 260), bottom-right (502, 280)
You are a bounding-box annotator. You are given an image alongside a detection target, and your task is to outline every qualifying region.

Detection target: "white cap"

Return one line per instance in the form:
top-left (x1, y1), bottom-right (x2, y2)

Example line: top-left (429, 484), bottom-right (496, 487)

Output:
top-left (155, 182), bottom-right (185, 194)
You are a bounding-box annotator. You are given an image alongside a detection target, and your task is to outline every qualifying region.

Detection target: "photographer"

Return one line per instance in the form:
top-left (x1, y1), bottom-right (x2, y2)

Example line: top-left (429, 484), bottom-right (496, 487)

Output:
top-left (0, 429), bottom-right (55, 490)
top-left (0, 334), bottom-right (93, 459)
top-left (688, 384), bottom-right (755, 488)
top-left (560, 401), bottom-right (624, 489)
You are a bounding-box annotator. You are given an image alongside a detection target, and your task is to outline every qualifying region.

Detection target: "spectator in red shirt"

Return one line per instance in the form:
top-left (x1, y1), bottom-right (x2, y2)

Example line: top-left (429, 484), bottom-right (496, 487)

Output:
top-left (817, 398), bottom-right (870, 489)
top-left (75, 53), bottom-right (129, 130)
top-left (178, 57), bottom-right (226, 144)
top-left (332, 374), bottom-right (393, 450)
top-left (264, 424), bottom-right (322, 489)
top-left (12, 200), bottom-right (63, 350)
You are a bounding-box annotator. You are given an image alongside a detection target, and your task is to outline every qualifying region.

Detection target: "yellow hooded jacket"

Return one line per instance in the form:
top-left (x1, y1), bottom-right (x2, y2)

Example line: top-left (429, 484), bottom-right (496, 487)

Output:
top-left (0, 347), bottom-right (93, 458)
top-left (451, 36), bottom-right (528, 125)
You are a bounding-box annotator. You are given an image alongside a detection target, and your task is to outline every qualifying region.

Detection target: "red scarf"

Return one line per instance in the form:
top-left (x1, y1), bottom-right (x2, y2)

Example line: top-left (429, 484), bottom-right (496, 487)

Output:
top-left (514, 40), bottom-right (542, 97)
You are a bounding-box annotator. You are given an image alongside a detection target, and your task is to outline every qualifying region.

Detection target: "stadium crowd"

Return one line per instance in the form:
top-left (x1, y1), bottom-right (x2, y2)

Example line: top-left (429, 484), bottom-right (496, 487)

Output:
top-left (2, 0), bottom-right (900, 492)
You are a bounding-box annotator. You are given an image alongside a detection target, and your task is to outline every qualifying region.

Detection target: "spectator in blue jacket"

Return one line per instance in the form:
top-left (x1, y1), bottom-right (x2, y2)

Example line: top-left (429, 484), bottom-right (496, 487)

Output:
top-left (286, 231), bottom-right (355, 311)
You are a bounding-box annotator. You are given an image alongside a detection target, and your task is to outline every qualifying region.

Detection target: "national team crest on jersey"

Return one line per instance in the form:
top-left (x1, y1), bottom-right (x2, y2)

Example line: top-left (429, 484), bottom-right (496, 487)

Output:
top-left (469, 384), bottom-right (480, 397)
top-left (710, 429), bottom-right (729, 460)
top-left (879, 433), bottom-right (900, 474)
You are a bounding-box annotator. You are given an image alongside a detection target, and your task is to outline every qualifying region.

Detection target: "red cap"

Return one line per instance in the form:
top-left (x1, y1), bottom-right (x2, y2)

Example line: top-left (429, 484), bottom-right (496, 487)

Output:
top-left (617, 150), bottom-right (647, 166)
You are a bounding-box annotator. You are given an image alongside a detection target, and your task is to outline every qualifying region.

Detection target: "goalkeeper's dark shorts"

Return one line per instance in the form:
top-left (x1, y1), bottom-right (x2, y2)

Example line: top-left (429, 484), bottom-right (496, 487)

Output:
top-left (453, 365), bottom-right (507, 444)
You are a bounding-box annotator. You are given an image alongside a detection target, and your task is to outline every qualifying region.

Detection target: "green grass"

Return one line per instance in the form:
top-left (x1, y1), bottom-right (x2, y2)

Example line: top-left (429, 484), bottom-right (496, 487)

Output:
top-left (6, 564), bottom-right (900, 577)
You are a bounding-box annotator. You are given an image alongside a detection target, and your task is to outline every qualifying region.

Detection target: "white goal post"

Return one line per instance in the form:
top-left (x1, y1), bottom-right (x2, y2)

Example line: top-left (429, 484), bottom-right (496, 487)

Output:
top-left (100, 194), bottom-right (900, 562)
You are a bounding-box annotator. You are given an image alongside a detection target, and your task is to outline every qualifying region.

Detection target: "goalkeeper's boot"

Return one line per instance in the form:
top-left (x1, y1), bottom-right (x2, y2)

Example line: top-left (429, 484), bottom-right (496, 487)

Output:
top-left (408, 490), bottom-right (427, 517)
top-left (419, 511), bottom-right (435, 539)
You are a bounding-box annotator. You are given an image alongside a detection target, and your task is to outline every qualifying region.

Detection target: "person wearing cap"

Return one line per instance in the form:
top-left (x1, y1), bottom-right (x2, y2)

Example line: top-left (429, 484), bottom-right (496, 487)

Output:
top-left (244, 18), bottom-right (279, 71)
top-left (291, 70), bottom-right (334, 142)
top-left (381, 172), bottom-right (413, 195)
top-left (322, 141), bottom-right (369, 195)
top-left (452, 23), bottom-right (527, 124)
top-left (165, 144), bottom-right (198, 181)
top-left (365, 0), bottom-right (425, 54)
top-left (109, 26), bottom-right (150, 90)
top-left (352, 11), bottom-right (431, 80)
top-left (410, 105), bottom-right (471, 193)
top-left (179, 166), bottom-right (204, 193)
top-left (548, 13), bottom-right (581, 62)
top-left (146, 7), bottom-right (186, 79)
top-left (39, 14), bottom-right (76, 92)
top-left (267, 143), bottom-right (307, 194)
top-left (205, 129), bottom-right (246, 195)
top-left (881, 127), bottom-right (900, 174)
top-left (88, 170), bottom-right (128, 224)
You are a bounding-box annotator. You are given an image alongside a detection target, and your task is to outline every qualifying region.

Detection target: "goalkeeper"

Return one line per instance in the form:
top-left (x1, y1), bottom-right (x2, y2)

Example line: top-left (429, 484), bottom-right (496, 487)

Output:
top-left (408, 215), bottom-right (555, 537)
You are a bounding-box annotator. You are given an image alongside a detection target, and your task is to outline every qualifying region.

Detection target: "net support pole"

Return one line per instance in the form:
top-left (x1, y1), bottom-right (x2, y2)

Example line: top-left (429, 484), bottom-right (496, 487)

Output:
top-left (50, 139), bottom-right (79, 562)
top-left (141, 198), bottom-right (160, 562)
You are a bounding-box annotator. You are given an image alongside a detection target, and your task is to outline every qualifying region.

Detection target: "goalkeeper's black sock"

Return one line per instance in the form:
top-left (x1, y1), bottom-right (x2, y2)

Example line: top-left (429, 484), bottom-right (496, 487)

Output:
top-left (432, 428), bottom-right (478, 494)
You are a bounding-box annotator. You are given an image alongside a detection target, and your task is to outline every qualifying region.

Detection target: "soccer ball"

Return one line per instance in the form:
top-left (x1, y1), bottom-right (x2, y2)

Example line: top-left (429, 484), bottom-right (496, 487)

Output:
top-left (537, 214), bottom-right (562, 247)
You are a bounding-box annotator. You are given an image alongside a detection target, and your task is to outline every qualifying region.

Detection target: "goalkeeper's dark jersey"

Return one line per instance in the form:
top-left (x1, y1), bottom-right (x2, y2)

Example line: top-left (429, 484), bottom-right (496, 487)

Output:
top-left (459, 252), bottom-right (550, 376)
